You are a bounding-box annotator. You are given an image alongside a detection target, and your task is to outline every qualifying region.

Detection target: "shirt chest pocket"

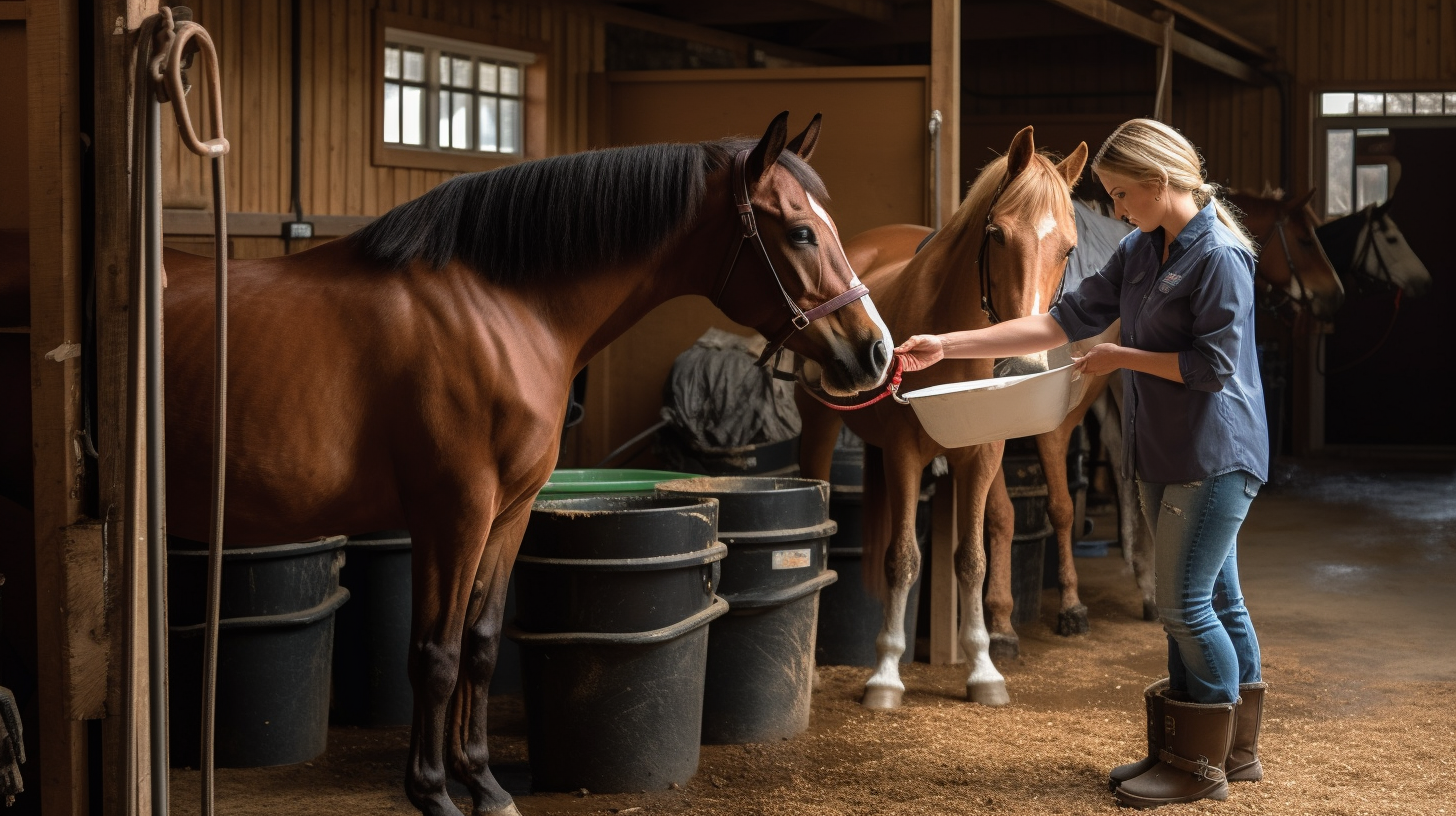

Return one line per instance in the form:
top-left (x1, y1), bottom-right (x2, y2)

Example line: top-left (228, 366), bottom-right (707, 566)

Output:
top-left (1156, 270), bottom-right (1189, 294)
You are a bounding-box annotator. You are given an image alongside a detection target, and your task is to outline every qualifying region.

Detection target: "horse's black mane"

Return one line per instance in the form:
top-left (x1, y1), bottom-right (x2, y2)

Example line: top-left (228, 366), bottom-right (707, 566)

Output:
top-left (351, 139), bottom-right (828, 285)
top-left (1314, 205), bottom-right (1370, 273)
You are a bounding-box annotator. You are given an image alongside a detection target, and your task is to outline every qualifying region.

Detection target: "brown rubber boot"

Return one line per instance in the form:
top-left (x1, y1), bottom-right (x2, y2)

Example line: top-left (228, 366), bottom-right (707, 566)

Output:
top-left (1113, 694), bottom-right (1237, 809)
top-left (1227, 682), bottom-right (1267, 782)
top-left (1108, 678), bottom-right (1169, 791)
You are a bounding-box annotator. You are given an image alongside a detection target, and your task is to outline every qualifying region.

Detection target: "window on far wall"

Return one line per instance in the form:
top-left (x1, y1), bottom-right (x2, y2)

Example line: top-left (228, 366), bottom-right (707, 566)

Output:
top-left (379, 26), bottom-right (536, 168)
top-left (1317, 90), bottom-right (1456, 218)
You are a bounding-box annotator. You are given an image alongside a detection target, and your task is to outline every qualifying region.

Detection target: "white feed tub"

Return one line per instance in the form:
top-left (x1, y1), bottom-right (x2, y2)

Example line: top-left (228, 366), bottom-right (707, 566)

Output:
top-left (902, 363), bottom-right (1082, 449)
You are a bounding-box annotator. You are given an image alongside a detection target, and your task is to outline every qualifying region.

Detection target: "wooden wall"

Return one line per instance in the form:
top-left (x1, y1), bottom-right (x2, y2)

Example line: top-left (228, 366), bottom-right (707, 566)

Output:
top-left (163, 0), bottom-right (605, 258)
top-left (1279, 0), bottom-right (1456, 193)
top-left (960, 34), bottom-right (1282, 195)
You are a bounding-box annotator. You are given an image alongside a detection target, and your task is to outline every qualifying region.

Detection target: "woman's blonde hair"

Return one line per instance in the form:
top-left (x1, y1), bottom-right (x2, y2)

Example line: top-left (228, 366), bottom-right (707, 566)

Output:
top-left (1092, 118), bottom-right (1256, 253)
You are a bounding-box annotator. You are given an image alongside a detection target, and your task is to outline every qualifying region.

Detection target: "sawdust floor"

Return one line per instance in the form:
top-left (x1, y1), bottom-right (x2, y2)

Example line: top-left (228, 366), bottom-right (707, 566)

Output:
top-left (170, 460), bottom-right (1456, 816)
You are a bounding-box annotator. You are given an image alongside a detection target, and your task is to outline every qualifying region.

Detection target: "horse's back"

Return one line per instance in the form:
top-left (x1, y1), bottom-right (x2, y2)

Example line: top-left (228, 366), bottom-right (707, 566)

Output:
top-left (843, 224), bottom-right (933, 279)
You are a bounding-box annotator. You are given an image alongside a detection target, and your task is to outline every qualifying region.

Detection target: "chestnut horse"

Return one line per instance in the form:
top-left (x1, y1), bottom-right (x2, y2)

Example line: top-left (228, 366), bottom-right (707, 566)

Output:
top-left (31, 114), bottom-right (891, 816)
top-left (796, 126), bottom-right (1086, 708)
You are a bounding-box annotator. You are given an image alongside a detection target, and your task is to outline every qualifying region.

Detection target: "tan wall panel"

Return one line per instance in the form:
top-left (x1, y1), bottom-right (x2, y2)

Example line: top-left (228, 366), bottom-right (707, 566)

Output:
top-left (573, 67), bottom-right (930, 467)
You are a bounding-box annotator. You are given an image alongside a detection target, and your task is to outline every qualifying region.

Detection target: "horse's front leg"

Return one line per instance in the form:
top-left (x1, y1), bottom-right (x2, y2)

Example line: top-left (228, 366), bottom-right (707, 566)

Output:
top-left (861, 444), bottom-right (924, 710)
top-left (953, 443), bottom-right (1010, 706)
top-left (404, 495), bottom-right (499, 816)
top-left (1036, 423), bottom-right (1089, 635)
top-left (449, 501), bottom-right (531, 816)
top-left (982, 464), bottom-right (1019, 661)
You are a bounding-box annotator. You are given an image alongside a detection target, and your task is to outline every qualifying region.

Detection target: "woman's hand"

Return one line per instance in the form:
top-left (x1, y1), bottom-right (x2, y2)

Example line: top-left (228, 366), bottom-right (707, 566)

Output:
top-left (895, 334), bottom-right (945, 372)
top-left (1071, 343), bottom-right (1125, 377)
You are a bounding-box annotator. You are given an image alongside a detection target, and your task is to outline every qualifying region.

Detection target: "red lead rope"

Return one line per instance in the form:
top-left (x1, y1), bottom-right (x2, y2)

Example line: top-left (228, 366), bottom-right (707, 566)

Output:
top-left (801, 353), bottom-right (909, 412)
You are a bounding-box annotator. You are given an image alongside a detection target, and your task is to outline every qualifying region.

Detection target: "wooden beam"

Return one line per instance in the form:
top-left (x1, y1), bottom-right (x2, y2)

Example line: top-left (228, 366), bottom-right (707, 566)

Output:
top-left (575, 0), bottom-right (849, 67)
top-left (930, 0), bottom-right (958, 227)
top-left (1151, 0), bottom-right (1273, 60)
top-left (93, 3), bottom-right (159, 816)
top-left (1042, 0), bottom-right (1265, 84)
top-left (27, 0), bottom-right (90, 814)
top-left (805, 0), bottom-right (894, 23)
top-left (0, 1), bottom-right (24, 22)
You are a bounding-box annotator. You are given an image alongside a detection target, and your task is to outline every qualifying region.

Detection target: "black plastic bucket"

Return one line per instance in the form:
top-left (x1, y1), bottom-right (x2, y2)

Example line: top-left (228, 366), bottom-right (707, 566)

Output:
top-left (331, 530), bottom-right (413, 727)
top-left (656, 425), bottom-right (801, 477)
top-left (167, 535), bottom-right (348, 768)
top-left (815, 448), bottom-right (929, 667)
top-left (656, 477), bottom-right (838, 744)
top-left (506, 495), bottom-right (727, 793)
top-left (1000, 448), bottom-right (1049, 626)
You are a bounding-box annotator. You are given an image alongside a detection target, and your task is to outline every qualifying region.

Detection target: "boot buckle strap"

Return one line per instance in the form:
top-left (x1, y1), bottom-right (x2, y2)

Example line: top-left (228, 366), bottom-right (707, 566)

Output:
top-left (1158, 748), bottom-right (1226, 783)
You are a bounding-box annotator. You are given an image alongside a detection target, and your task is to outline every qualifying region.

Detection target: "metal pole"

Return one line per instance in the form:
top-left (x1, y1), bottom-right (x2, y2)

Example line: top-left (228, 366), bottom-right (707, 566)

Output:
top-left (145, 90), bottom-right (169, 816)
top-left (929, 110), bottom-right (943, 230)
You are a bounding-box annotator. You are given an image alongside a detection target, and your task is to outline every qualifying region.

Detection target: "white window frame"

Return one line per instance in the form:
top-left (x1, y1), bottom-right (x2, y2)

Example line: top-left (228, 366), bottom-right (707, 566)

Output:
top-left (383, 27), bottom-right (536, 157)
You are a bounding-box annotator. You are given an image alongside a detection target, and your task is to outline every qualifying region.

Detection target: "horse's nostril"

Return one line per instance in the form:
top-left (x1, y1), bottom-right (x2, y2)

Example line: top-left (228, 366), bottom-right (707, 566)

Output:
top-left (870, 340), bottom-right (890, 372)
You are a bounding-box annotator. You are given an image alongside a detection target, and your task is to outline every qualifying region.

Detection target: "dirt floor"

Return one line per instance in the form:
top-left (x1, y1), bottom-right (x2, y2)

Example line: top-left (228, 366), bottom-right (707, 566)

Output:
top-left (169, 459), bottom-right (1456, 816)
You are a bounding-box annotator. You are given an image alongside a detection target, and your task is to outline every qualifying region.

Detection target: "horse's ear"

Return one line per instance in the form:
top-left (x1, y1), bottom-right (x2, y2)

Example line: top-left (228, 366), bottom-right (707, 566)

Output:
top-left (1287, 188), bottom-right (1318, 212)
top-left (1056, 142), bottom-right (1088, 188)
top-left (785, 113), bottom-right (822, 162)
top-left (1006, 126), bottom-right (1036, 179)
top-left (746, 111), bottom-right (791, 186)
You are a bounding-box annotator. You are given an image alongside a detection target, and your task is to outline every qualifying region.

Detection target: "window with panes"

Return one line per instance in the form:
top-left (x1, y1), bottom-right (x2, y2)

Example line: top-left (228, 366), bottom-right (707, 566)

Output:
top-left (382, 30), bottom-right (531, 156)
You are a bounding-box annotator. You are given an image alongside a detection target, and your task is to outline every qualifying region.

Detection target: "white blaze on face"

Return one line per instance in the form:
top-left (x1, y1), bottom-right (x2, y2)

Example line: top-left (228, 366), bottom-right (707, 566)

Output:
top-left (808, 193), bottom-right (895, 376)
top-left (1035, 209), bottom-right (1058, 240)
top-left (1031, 290), bottom-right (1042, 315)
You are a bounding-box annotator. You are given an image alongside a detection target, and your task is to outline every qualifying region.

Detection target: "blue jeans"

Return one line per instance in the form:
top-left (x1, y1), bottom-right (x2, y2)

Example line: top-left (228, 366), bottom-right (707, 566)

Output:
top-left (1138, 471), bottom-right (1263, 705)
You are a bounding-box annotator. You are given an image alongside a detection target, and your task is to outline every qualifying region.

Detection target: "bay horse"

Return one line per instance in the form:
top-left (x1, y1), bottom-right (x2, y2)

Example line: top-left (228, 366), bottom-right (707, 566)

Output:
top-left (157, 114), bottom-right (892, 816)
top-left (1229, 189), bottom-right (1345, 321)
top-left (795, 126), bottom-right (1086, 708)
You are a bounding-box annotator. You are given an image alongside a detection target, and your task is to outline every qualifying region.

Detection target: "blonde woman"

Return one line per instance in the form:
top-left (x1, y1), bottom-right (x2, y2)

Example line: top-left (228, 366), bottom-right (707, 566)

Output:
top-left (896, 119), bottom-right (1268, 809)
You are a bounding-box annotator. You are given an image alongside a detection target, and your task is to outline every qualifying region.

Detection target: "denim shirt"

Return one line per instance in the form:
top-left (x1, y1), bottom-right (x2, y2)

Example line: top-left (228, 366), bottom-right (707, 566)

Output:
top-left (1049, 203), bottom-right (1269, 484)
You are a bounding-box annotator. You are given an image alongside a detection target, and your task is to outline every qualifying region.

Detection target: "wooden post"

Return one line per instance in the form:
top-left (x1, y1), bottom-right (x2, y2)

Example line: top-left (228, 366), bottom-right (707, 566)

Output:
top-left (927, 0), bottom-right (961, 666)
top-left (27, 0), bottom-right (89, 813)
top-left (929, 473), bottom-right (961, 664)
top-left (929, 0), bottom-right (959, 223)
top-left (94, 3), bottom-right (159, 815)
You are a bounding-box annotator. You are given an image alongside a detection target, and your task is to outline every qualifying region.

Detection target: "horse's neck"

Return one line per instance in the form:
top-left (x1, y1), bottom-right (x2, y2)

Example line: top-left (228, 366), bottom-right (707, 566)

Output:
top-left (543, 264), bottom-right (683, 373)
top-left (906, 221), bottom-right (993, 335)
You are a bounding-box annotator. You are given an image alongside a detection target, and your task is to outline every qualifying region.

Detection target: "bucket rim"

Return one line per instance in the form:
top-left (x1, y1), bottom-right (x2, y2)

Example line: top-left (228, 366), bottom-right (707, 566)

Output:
top-left (655, 476), bottom-right (830, 497)
top-left (170, 586), bottom-right (350, 635)
top-left (167, 534), bottom-right (347, 560)
top-left (531, 494), bottom-right (718, 518)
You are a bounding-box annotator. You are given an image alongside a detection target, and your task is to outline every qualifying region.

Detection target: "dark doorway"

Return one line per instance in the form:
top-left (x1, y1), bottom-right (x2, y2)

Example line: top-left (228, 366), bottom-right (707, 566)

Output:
top-left (1324, 127), bottom-right (1454, 446)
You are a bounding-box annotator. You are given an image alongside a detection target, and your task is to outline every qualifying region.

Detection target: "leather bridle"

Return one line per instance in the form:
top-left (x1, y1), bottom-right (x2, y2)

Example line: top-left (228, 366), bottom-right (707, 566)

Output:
top-left (976, 168), bottom-right (1069, 326)
top-left (1255, 212), bottom-right (1318, 315)
top-left (710, 149), bottom-right (870, 367)
top-left (1350, 206), bottom-right (1398, 292)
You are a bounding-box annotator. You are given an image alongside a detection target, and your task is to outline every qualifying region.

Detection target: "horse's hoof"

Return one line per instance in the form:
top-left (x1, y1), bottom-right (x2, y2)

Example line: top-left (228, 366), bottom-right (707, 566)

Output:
top-left (988, 632), bottom-right (1020, 663)
top-left (966, 679), bottom-right (1010, 706)
top-left (1142, 600), bottom-right (1158, 622)
top-left (862, 686), bottom-right (903, 710)
top-left (475, 803), bottom-right (522, 816)
top-left (1057, 604), bottom-right (1090, 636)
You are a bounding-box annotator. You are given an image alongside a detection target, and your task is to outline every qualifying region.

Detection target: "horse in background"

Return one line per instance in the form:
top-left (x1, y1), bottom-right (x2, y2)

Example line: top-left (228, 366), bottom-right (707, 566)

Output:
top-left (1230, 190), bottom-right (1346, 322)
top-left (1317, 200), bottom-right (1431, 297)
top-left (1, 114), bottom-right (894, 816)
top-left (796, 126), bottom-right (1086, 708)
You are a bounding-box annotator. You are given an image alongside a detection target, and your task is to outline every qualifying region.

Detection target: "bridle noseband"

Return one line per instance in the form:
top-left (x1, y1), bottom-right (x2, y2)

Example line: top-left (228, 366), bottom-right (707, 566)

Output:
top-left (710, 149), bottom-right (869, 367)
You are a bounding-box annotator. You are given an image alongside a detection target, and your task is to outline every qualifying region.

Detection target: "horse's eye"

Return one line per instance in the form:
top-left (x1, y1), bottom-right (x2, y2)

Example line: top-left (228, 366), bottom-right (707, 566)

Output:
top-left (1299, 238), bottom-right (1315, 248)
top-left (789, 226), bottom-right (817, 246)
top-left (1386, 235), bottom-right (1398, 244)
top-left (1065, 246), bottom-right (1076, 259)
top-left (987, 225), bottom-right (1006, 245)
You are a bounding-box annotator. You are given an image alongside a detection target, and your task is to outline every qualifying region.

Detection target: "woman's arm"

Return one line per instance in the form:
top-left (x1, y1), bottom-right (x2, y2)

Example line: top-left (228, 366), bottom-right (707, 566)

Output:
top-left (1072, 344), bottom-right (1184, 383)
top-left (895, 313), bottom-right (1068, 371)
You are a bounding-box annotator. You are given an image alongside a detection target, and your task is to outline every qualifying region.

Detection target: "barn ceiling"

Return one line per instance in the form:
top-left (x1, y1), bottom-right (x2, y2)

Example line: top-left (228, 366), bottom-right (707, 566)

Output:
top-left (599, 0), bottom-right (1276, 69)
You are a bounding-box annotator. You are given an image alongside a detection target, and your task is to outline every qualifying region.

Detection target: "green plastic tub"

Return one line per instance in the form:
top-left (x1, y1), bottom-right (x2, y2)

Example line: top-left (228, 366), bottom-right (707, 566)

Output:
top-left (537, 469), bottom-right (697, 499)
